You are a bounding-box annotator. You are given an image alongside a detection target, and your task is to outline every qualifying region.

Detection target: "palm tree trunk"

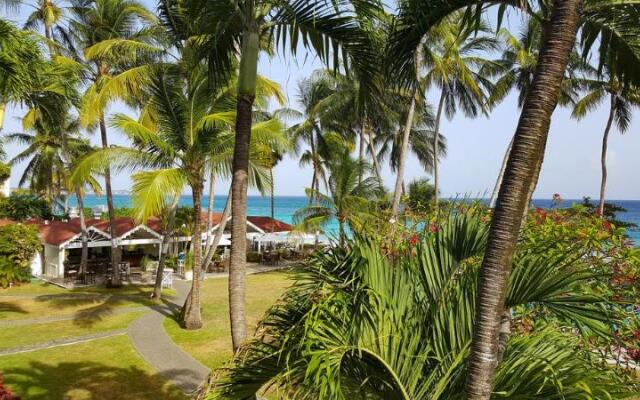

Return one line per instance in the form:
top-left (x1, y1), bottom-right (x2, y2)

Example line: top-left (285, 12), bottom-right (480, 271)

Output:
top-left (99, 116), bottom-right (121, 287)
top-left (270, 167), bottom-right (275, 221)
top-left (181, 181), bottom-right (204, 330)
top-left (76, 189), bottom-right (89, 278)
top-left (391, 36), bottom-right (425, 219)
top-left (309, 131), bottom-right (317, 205)
top-left (365, 121), bottom-right (382, 181)
top-left (433, 88), bottom-right (446, 211)
top-left (229, 27), bottom-right (259, 352)
top-left (202, 187), bottom-right (232, 270)
top-left (358, 130), bottom-right (365, 184)
top-left (338, 219), bottom-right (345, 248)
top-left (391, 94), bottom-right (417, 219)
top-left (598, 93), bottom-right (616, 217)
top-left (152, 196), bottom-right (179, 301)
top-left (202, 171), bottom-right (216, 263)
top-left (464, 2), bottom-right (583, 399)
top-left (489, 135), bottom-right (514, 208)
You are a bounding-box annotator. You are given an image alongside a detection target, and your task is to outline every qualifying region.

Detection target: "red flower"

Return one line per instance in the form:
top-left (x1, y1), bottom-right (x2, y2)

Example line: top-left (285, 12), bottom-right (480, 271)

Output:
top-left (408, 235), bottom-right (419, 247)
top-left (428, 223), bottom-right (438, 233)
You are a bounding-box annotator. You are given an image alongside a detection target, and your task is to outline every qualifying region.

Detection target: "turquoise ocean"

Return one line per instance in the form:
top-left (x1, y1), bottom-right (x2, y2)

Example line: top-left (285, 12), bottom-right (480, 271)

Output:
top-left (75, 195), bottom-right (640, 245)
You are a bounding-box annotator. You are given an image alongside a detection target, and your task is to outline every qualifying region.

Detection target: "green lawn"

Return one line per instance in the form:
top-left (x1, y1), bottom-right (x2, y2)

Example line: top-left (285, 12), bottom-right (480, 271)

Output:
top-left (0, 311), bottom-right (145, 350)
top-left (0, 335), bottom-right (186, 400)
top-left (164, 271), bottom-right (292, 369)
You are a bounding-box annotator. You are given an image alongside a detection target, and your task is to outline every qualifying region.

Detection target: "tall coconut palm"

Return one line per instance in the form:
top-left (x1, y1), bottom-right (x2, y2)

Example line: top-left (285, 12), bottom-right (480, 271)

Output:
top-left (572, 67), bottom-right (640, 216)
top-left (294, 141), bottom-right (383, 247)
top-left (7, 117), bottom-right (87, 207)
top-left (197, 0), bottom-right (379, 351)
top-left (288, 71), bottom-right (335, 204)
top-left (62, 0), bottom-right (158, 287)
top-left (388, 1), bottom-right (640, 398)
top-left (420, 15), bottom-right (497, 209)
top-left (210, 209), bottom-right (631, 399)
top-left (23, 0), bottom-right (64, 46)
top-left (376, 106), bottom-right (448, 203)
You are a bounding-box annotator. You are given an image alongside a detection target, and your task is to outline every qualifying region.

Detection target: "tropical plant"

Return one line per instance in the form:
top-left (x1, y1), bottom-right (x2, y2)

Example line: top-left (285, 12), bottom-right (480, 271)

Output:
top-left (572, 65), bottom-right (640, 216)
top-left (197, 0), bottom-right (379, 351)
top-left (294, 142), bottom-right (383, 247)
top-left (62, 0), bottom-right (159, 288)
top-left (208, 208), bottom-right (637, 399)
top-left (387, 1), bottom-right (640, 397)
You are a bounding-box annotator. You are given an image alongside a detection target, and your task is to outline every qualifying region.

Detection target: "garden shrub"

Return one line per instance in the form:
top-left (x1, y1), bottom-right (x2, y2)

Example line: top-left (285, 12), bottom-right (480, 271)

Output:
top-left (0, 193), bottom-right (51, 221)
top-left (0, 224), bottom-right (41, 288)
top-left (0, 163), bottom-right (10, 184)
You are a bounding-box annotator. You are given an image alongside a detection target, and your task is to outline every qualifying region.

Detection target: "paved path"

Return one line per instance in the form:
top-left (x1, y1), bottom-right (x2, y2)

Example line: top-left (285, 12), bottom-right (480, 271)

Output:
top-left (0, 329), bottom-right (127, 356)
top-left (128, 280), bottom-right (210, 394)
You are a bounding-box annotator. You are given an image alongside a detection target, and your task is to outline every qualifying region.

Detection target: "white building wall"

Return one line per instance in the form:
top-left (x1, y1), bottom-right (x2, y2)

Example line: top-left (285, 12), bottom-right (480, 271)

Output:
top-left (30, 252), bottom-right (42, 277)
top-left (0, 177), bottom-right (9, 197)
top-left (43, 244), bottom-right (62, 277)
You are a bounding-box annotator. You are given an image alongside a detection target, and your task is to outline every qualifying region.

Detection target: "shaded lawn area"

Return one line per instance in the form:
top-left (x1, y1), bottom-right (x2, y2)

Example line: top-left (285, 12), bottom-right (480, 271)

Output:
top-left (164, 271), bottom-right (292, 369)
top-left (0, 281), bottom-right (175, 321)
top-left (0, 311), bottom-right (145, 350)
top-left (0, 335), bottom-right (187, 400)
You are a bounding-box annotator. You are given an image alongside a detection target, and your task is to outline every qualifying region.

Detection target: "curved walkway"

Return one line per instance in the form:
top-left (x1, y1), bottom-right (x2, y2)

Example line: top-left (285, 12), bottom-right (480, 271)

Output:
top-left (128, 280), bottom-right (210, 394)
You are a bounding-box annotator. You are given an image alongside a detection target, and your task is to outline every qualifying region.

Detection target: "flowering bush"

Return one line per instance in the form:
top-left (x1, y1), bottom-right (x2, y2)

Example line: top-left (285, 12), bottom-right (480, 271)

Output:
top-left (0, 373), bottom-right (19, 400)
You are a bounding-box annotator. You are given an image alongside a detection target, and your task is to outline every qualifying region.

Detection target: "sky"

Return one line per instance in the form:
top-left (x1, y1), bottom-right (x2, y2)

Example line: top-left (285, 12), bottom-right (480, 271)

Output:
top-left (3, 5), bottom-right (640, 200)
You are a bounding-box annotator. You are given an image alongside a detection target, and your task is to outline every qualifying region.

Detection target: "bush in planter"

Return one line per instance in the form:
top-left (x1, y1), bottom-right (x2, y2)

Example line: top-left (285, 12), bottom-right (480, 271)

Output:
top-left (0, 224), bottom-right (40, 288)
top-left (246, 251), bottom-right (261, 263)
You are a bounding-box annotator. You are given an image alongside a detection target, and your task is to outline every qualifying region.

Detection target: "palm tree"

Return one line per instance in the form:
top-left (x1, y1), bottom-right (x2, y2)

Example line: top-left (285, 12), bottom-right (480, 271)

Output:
top-left (0, 20), bottom-right (76, 132)
top-left (420, 15), bottom-right (497, 209)
top-left (294, 141), bottom-right (383, 247)
top-left (377, 108), bottom-right (448, 201)
top-left (63, 0), bottom-right (158, 288)
top-left (23, 0), bottom-right (64, 45)
top-left (288, 71), bottom-right (335, 204)
top-left (388, 1), bottom-right (640, 398)
top-left (210, 209), bottom-right (631, 399)
top-left (7, 117), bottom-right (87, 208)
top-left (572, 67), bottom-right (640, 216)
top-left (197, 0), bottom-right (378, 351)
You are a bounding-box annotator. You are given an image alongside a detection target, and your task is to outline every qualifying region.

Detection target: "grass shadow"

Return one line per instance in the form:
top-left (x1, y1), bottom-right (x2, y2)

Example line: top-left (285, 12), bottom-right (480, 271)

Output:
top-left (34, 285), bottom-right (176, 327)
top-left (0, 302), bottom-right (27, 319)
top-left (2, 360), bottom-right (188, 400)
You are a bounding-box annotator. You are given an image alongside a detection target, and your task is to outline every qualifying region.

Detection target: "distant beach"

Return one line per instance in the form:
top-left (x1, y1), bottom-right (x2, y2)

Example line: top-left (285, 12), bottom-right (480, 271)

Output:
top-left (72, 195), bottom-right (640, 245)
